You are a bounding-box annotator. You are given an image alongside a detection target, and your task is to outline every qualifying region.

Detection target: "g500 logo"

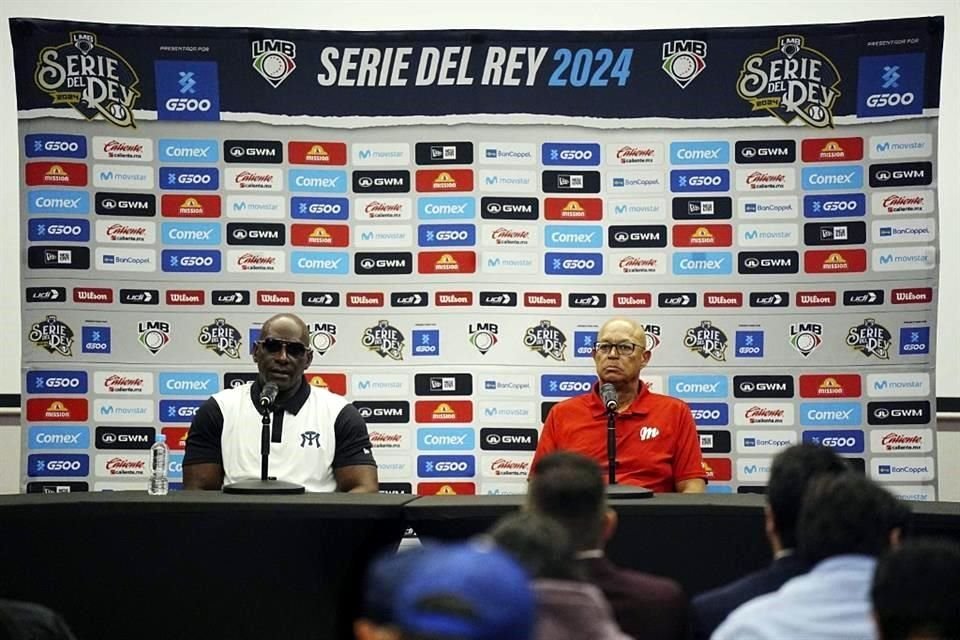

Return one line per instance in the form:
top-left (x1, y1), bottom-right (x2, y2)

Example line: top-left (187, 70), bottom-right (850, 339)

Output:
top-left (737, 35), bottom-right (840, 128)
top-left (34, 31), bottom-right (140, 127)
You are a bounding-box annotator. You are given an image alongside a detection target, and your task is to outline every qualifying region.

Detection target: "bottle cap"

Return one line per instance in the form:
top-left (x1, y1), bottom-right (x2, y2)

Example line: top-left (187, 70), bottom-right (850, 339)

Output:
top-left (156, 434), bottom-right (167, 442)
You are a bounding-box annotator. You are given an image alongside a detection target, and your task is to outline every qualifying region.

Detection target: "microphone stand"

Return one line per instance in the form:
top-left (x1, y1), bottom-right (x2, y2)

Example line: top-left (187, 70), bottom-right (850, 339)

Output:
top-left (223, 403), bottom-right (305, 494)
top-left (604, 403), bottom-right (654, 500)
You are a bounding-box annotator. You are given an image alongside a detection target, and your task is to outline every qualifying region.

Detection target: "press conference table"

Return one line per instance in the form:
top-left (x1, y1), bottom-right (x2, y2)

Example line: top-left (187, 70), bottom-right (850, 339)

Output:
top-left (1, 493), bottom-right (958, 640)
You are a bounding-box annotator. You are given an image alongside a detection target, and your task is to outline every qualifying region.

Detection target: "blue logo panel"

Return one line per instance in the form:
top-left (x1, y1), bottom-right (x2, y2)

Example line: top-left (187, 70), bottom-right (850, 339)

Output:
top-left (417, 428), bottom-right (476, 451)
top-left (735, 331), bottom-right (764, 358)
top-left (159, 167), bottom-right (219, 191)
top-left (544, 252), bottom-right (603, 276)
top-left (27, 190), bottom-right (90, 215)
top-left (802, 430), bottom-right (865, 454)
top-left (802, 194), bottom-right (866, 218)
top-left (899, 327), bottom-right (930, 355)
top-left (162, 250), bottom-right (222, 273)
top-left (689, 403), bottom-right (729, 426)
top-left (25, 134), bottom-right (87, 159)
top-left (26, 371), bottom-right (88, 394)
top-left (291, 251), bottom-right (350, 275)
top-left (544, 225), bottom-right (603, 249)
top-left (670, 169), bottom-right (730, 193)
top-left (417, 197), bottom-right (476, 220)
top-left (574, 331), bottom-right (597, 358)
top-left (800, 402), bottom-right (863, 427)
top-left (28, 426), bottom-right (89, 450)
top-left (28, 218), bottom-right (90, 243)
top-left (81, 326), bottom-right (111, 354)
top-left (289, 170), bottom-right (348, 193)
top-left (168, 453), bottom-right (184, 481)
top-left (540, 374), bottom-right (596, 397)
top-left (417, 455), bottom-right (476, 478)
top-left (159, 400), bottom-right (204, 423)
top-left (158, 139), bottom-right (219, 163)
top-left (801, 166), bottom-right (864, 191)
top-left (417, 224), bottom-right (477, 248)
top-left (669, 375), bottom-right (728, 399)
top-left (673, 252), bottom-right (733, 276)
top-left (669, 141), bottom-right (730, 165)
top-left (541, 143), bottom-right (601, 166)
top-left (857, 53), bottom-right (925, 117)
top-left (706, 485), bottom-right (734, 494)
top-left (155, 60), bottom-right (221, 121)
top-left (290, 197), bottom-right (350, 220)
top-left (161, 222), bottom-right (221, 245)
top-left (28, 453), bottom-right (89, 477)
top-left (412, 329), bottom-right (440, 356)
top-left (158, 372), bottom-right (219, 396)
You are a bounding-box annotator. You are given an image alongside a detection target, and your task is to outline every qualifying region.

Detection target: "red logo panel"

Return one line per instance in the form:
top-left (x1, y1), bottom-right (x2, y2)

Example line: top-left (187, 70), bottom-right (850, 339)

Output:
top-left (415, 169), bottom-right (474, 193)
top-left (161, 195), bottom-right (221, 218)
top-left (672, 225), bottom-right (733, 247)
top-left (346, 292), bottom-right (384, 307)
top-left (795, 291), bottom-right (837, 307)
top-left (524, 292), bottom-right (562, 307)
top-left (290, 224), bottom-right (349, 247)
top-left (613, 293), bottom-right (652, 308)
top-left (166, 290), bottom-right (204, 305)
top-left (25, 162), bottom-right (88, 186)
top-left (435, 291), bottom-right (473, 306)
top-left (799, 374), bottom-right (862, 399)
top-left (803, 250), bottom-right (866, 274)
top-left (162, 427), bottom-right (190, 451)
top-left (26, 398), bottom-right (88, 422)
top-left (287, 141), bottom-right (347, 165)
top-left (414, 400), bottom-right (473, 423)
top-left (704, 292), bottom-right (743, 307)
top-left (800, 137), bottom-right (864, 162)
top-left (305, 373), bottom-right (347, 396)
top-left (73, 288), bottom-right (113, 303)
top-left (417, 482), bottom-right (476, 495)
top-left (702, 458), bottom-right (732, 482)
top-left (257, 291), bottom-right (295, 306)
top-left (544, 198), bottom-right (602, 220)
top-left (417, 251), bottom-right (476, 274)
top-left (891, 287), bottom-right (933, 304)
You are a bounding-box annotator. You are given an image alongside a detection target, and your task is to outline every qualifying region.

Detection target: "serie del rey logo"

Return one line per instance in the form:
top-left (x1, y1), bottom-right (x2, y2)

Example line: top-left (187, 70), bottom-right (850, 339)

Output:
top-left (34, 31), bottom-right (140, 127)
top-left (737, 35), bottom-right (840, 128)
top-left (846, 318), bottom-right (892, 359)
top-left (523, 320), bottom-right (567, 362)
top-left (198, 318), bottom-right (242, 359)
top-left (29, 315), bottom-right (74, 356)
top-left (683, 321), bottom-right (728, 361)
top-left (362, 320), bottom-right (405, 360)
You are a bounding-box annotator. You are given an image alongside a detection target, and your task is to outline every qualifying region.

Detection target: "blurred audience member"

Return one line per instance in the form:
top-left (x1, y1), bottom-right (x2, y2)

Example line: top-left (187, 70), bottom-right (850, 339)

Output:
top-left (354, 547), bottom-right (425, 640)
top-left (0, 599), bottom-right (78, 640)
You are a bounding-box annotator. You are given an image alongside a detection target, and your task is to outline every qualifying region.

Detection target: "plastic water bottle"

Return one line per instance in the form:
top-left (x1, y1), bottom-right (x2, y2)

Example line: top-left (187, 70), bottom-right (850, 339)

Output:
top-left (148, 433), bottom-right (169, 496)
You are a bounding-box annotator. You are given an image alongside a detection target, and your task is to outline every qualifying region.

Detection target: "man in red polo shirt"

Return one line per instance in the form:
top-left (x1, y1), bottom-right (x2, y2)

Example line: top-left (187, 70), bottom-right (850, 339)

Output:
top-left (532, 317), bottom-right (706, 493)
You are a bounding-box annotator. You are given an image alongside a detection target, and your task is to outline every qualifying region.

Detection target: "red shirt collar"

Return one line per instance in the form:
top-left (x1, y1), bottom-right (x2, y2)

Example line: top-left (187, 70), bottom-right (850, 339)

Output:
top-left (588, 380), bottom-right (651, 418)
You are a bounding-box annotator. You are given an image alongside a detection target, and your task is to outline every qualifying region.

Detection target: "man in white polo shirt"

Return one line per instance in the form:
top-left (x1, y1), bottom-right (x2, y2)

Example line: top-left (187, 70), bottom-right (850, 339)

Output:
top-left (183, 313), bottom-right (378, 492)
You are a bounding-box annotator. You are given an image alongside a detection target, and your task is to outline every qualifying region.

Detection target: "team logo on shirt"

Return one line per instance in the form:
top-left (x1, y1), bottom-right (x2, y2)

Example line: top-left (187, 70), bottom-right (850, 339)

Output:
top-left (300, 431), bottom-right (322, 448)
top-left (308, 322), bottom-right (337, 356)
top-left (362, 320), bottom-right (405, 360)
top-left (683, 321), bottom-right (728, 361)
top-left (198, 318), bottom-right (242, 359)
top-left (28, 315), bottom-right (75, 357)
top-left (523, 320), bottom-right (567, 362)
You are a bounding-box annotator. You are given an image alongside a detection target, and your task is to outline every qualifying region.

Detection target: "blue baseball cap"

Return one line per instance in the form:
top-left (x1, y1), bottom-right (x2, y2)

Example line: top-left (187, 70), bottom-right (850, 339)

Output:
top-left (394, 542), bottom-right (535, 640)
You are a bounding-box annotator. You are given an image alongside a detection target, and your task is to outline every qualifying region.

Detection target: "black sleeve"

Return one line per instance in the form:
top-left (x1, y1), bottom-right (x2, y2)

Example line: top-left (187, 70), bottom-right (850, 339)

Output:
top-left (331, 403), bottom-right (377, 468)
top-left (182, 397), bottom-right (224, 466)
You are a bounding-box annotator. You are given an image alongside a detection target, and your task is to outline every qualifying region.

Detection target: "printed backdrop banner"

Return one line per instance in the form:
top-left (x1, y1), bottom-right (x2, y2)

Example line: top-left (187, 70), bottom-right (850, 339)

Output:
top-left (11, 17), bottom-right (943, 498)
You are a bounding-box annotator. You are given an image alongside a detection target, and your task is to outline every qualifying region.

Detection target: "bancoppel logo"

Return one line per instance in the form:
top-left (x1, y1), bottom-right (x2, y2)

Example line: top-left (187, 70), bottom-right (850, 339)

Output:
top-left (478, 142), bottom-right (536, 165)
top-left (608, 225), bottom-right (667, 248)
top-left (738, 224), bottom-right (798, 247)
top-left (658, 292), bottom-right (696, 308)
top-left (803, 193), bottom-right (866, 218)
top-left (27, 454), bottom-right (89, 478)
top-left (799, 374), bottom-right (862, 399)
top-left (92, 136), bottom-right (152, 162)
top-left (672, 252), bottom-right (732, 276)
top-left (735, 403), bottom-right (795, 427)
top-left (749, 291), bottom-right (788, 308)
top-left (869, 162), bottom-right (933, 188)
top-left (26, 287), bottom-right (67, 304)
top-left (95, 398), bottom-right (153, 423)
top-left (95, 192), bottom-right (157, 217)
top-left (738, 251), bottom-right (799, 275)
top-left (479, 170), bottom-right (536, 192)
top-left (288, 141), bottom-right (347, 166)
top-left (661, 39), bottom-right (707, 88)
top-left (226, 223), bottom-right (285, 246)
top-left (872, 457), bottom-right (935, 482)
top-left (800, 166), bottom-right (863, 191)
top-left (606, 143), bottom-right (662, 166)
top-left (671, 197), bottom-right (733, 220)
top-left (353, 143), bottom-right (410, 166)
top-left (867, 373), bottom-right (929, 398)
top-left (25, 133), bottom-right (87, 159)
top-left (252, 39), bottom-right (296, 88)
top-left (223, 140), bottom-right (283, 164)
top-left (857, 53), bottom-right (925, 117)
top-left (800, 137), bottom-right (864, 163)
top-left (480, 374), bottom-right (533, 396)
top-left (418, 455), bottom-right (475, 478)
top-left (568, 293), bottom-right (606, 308)
top-left (690, 403), bottom-right (729, 427)
top-left (26, 370), bottom-right (88, 394)
top-left (735, 140), bottom-right (796, 164)
top-left (899, 326), bottom-right (930, 356)
top-left (418, 224), bottom-right (476, 248)
top-left (478, 291), bottom-right (518, 307)
top-left (27, 246), bottom-right (90, 270)
top-left (847, 318), bottom-right (892, 359)
top-left (872, 190), bottom-right (934, 216)
top-left (670, 141), bottom-right (729, 165)
top-left (29, 426), bottom-right (89, 450)
top-left (545, 225), bottom-right (603, 249)
top-left (95, 426), bottom-right (154, 450)
top-left (158, 139), bottom-right (219, 163)
top-left (27, 189), bottom-right (90, 215)
top-left (672, 224), bottom-right (733, 247)
top-left (540, 374), bottom-right (595, 398)
top-left (737, 168), bottom-right (796, 193)
top-left (544, 252), bottom-right (603, 276)
top-left (482, 224), bottom-right (537, 248)
top-left (608, 198), bottom-right (666, 221)
top-left (480, 428), bottom-right (538, 452)
top-left (155, 60), bottom-right (220, 121)
top-left (668, 375), bottom-right (728, 399)
top-left (734, 375), bottom-right (794, 398)
top-left (291, 196), bottom-right (349, 221)
top-left (224, 168), bottom-right (283, 191)
top-left (162, 249), bottom-right (221, 273)
top-left (415, 170), bottom-right (473, 193)
top-left (417, 428), bottom-right (474, 451)
top-left (738, 196), bottom-right (799, 220)
top-left (800, 402), bottom-right (862, 427)
top-left (542, 171), bottom-right (601, 193)
top-left (670, 169), bottom-right (730, 193)
top-left (872, 218), bottom-right (935, 244)
top-left (29, 218), bottom-right (91, 243)
top-left (227, 249), bottom-right (285, 274)
top-left (289, 170), bottom-right (347, 193)
top-left (872, 246), bottom-right (936, 272)
top-left (871, 429), bottom-right (933, 454)
top-left (542, 143), bottom-right (601, 166)
top-left (803, 221), bottom-right (867, 246)
top-left (737, 430), bottom-right (797, 454)
top-left (803, 430), bottom-right (865, 454)
top-left (160, 167), bottom-right (219, 191)
top-left (25, 162), bottom-right (88, 187)
top-left (160, 222), bottom-right (220, 246)
top-left (417, 197), bottom-right (475, 222)
top-left (607, 171), bottom-right (665, 193)
top-left (869, 134), bottom-right (933, 160)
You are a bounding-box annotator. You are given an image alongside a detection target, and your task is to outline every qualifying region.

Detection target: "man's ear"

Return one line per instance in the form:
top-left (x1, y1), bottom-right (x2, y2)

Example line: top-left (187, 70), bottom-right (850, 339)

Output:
top-left (602, 507), bottom-right (618, 543)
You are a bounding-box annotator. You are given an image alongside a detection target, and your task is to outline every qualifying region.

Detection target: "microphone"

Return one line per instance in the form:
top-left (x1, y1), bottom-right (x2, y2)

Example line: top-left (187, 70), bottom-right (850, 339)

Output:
top-left (600, 383), bottom-right (618, 413)
top-left (258, 382), bottom-right (279, 411)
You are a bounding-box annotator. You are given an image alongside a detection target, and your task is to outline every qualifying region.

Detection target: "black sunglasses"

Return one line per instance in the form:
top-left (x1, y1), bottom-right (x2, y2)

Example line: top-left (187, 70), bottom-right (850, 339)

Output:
top-left (258, 338), bottom-right (309, 357)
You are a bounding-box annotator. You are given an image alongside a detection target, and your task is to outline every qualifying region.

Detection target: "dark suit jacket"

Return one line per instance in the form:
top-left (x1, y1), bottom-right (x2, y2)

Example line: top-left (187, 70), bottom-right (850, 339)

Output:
top-left (578, 555), bottom-right (689, 640)
top-left (690, 553), bottom-right (810, 640)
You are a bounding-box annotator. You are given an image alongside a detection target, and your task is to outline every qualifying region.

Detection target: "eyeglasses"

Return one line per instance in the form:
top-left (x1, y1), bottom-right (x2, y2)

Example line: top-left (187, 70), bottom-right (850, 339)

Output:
top-left (593, 342), bottom-right (645, 356)
top-left (258, 338), bottom-right (309, 357)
